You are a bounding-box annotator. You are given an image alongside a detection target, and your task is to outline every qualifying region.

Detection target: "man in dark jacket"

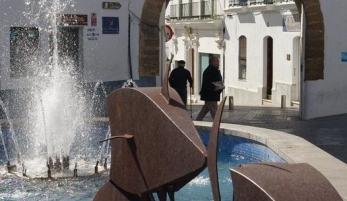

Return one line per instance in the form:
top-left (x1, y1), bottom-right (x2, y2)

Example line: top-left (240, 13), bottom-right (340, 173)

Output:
top-left (169, 60), bottom-right (193, 106)
top-left (196, 56), bottom-right (223, 120)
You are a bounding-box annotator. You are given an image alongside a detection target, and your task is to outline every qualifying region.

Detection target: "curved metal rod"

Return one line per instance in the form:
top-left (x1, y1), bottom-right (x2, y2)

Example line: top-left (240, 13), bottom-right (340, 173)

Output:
top-left (99, 134), bottom-right (133, 143)
top-left (207, 96), bottom-right (227, 201)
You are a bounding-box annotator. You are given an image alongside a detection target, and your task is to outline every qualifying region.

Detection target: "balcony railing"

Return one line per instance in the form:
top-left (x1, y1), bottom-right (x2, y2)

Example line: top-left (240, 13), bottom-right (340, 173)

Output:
top-left (229, 0), bottom-right (293, 7)
top-left (182, 2), bottom-right (200, 17)
top-left (169, 0), bottom-right (222, 20)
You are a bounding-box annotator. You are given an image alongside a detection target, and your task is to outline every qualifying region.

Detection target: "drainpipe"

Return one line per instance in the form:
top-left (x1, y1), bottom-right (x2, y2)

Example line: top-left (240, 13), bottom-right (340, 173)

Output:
top-left (222, 26), bottom-right (226, 99)
top-left (127, 3), bottom-right (133, 80)
top-left (160, 1), bottom-right (168, 87)
top-left (299, 3), bottom-right (306, 119)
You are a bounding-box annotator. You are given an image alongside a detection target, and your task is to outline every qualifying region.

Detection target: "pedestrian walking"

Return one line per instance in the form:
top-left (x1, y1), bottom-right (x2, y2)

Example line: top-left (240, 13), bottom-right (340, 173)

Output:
top-left (169, 60), bottom-right (193, 106)
top-left (196, 56), bottom-right (224, 120)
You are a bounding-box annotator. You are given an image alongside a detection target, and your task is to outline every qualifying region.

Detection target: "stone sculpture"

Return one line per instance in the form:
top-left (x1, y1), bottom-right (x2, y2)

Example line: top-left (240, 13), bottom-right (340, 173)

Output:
top-left (93, 57), bottom-right (226, 201)
top-left (231, 162), bottom-right (343, 201)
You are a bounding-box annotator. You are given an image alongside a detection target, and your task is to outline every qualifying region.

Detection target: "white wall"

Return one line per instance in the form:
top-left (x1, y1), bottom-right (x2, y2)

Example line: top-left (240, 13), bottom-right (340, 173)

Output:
top-left (224, 10), bottom-right (300, 106)
top-left (0, 0), bottom-right (144, 90)
top-left (80, 0), bottom-right (143, 83)
top-left (165, 1), bottom-right (301, 106)
top-left (302, 0), bottom-right (347, 119)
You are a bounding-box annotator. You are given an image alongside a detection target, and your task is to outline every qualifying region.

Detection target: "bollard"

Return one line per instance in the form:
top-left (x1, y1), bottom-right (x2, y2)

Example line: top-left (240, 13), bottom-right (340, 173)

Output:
top-left (104, 158), bottom-right (107, 169)
top-left (281, 95), bottom-right (286, 109)
top-left (6, 161), bottom-right (10, 173)
top-left (48, 168), bottom-right (52, 178)
top-left (95, 161), bottom-right (99, 174)
top-left (74, 163), bottom-right (78, 177)
top-left (229, 96), bottom-right (234, 110)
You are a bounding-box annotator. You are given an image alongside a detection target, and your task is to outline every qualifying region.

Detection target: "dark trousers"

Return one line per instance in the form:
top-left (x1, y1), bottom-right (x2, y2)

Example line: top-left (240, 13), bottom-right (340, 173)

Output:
top-left (196, 101), bottom-right (218, 121)
top-left (173, 87), bottom-right (187, 106)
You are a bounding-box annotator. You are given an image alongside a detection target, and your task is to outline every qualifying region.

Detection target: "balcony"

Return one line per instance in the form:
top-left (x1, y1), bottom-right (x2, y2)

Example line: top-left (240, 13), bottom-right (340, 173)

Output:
top-left (168, 0), bottom-right (223, 20)
top-left (167, 0), bottom-right (224, 29)
top-left (225, 0), bottom-right (296, 14)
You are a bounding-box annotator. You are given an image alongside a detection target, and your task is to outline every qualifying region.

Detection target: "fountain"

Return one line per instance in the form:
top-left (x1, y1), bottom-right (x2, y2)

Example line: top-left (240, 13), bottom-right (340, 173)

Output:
top-left (0, 0), bottom-right (343, 200)
top-left (0, 0), bottom-right (106, 179)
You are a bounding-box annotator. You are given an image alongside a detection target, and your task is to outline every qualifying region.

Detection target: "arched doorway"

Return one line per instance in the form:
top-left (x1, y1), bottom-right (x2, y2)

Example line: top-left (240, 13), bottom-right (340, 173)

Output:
top-left (138, 0), bottom-right (325, 83)
top-left (265, 37), bottom-right (273, 100)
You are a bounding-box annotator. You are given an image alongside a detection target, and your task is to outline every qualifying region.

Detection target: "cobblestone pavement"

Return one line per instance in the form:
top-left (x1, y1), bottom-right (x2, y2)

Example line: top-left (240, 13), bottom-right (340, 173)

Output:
top-left (189, 104), bottom-right (347, 164)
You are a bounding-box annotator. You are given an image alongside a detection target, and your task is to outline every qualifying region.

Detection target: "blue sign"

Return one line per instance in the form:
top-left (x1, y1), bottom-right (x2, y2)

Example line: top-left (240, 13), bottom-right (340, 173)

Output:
top-left (102, 17), bottom-right (119, 34)
top-left (342, 52), bottom-right (347, 62)
top-left (10, 32), bottom-right (16, 41)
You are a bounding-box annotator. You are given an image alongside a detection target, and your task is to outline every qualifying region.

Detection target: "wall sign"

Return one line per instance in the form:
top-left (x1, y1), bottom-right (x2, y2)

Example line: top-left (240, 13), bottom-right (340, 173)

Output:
top-left (59, 14), bottom-right (88, 26)
top-left (164, 25), bottom-right (174, 42)
top-left (102, 17), bottom-right (119, 34)
top-left (86, 28), bottom-right (100, 40)
top-left (91, 13), bottom-right (97, 26)
top-left (102, 2), bottom-right (121, 9)
top-left (342, 52), bottom-right (347, 62)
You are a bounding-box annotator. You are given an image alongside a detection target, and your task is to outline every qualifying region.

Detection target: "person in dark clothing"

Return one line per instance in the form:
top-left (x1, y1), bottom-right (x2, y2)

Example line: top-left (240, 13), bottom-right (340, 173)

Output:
top-left (169, 60), bottom-right (193, 106)
top-left (196, 56), bottom-right (224, 120)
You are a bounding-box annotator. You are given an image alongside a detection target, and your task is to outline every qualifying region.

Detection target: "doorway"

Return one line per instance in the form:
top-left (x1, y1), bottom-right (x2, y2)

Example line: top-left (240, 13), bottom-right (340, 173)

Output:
top-left (266, 37), bottom-right (273, 99)
top-left (57, 27), bottom-right (80, 73)
top-left (190, 48), bottom-right (195, 94)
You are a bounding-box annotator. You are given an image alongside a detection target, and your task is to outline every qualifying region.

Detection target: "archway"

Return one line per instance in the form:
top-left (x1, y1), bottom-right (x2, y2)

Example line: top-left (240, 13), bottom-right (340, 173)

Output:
top-left (294, 0), bottom-right (324, 81)
top-left (139, 0), bottom-right (325, 81)
top-left (138, 0), bottom-right (168, 76)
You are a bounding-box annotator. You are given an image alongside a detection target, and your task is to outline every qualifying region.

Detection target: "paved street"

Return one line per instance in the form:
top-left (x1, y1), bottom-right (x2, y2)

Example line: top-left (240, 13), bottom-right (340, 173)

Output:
top-left (189, 104), bottom-right (347, 164)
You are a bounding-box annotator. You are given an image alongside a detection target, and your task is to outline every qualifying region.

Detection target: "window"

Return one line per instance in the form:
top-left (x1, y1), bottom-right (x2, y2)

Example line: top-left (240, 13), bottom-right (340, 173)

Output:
top-left (229, 0), bottom-right (248, 6)
top-left (10, 27), bottom-right (39, 78)
top-left (238, 36), bottom-right (247, 80)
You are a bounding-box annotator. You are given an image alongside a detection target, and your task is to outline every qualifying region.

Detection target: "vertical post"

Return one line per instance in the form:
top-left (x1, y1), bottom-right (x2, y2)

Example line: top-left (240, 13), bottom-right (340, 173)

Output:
top-left (95, 161), bottom-right (99, 174)
top-left (47, 167), bottom-right (52, 179)
top-left (74, 162), bottom-right (78, 177)
top-left (104, 158), bottom-right (107, 169)
top-left (281, 95), bottom-right (286, 109)
top-left (229, 96), bottom-right (234, 110)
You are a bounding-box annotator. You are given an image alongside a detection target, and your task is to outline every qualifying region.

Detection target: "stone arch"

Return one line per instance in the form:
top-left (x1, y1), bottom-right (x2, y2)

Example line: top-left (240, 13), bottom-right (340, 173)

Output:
top-left (294, 0), bottom-right (324, 81)
top-left (139, 0), bottom-right (325, 80)
top-left (139, 0), bottom-right (168, 76)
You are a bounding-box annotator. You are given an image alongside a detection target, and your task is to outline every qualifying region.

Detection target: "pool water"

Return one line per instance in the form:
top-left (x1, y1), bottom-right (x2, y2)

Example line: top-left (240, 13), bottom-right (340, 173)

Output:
top-left (0, 126), bottom-right (279, 201)
top-left (0, 152), bottom-right (252, 201)
top-left (0, 173), bottom-right (107, 200)
top-left (174, 151), bottom-right (254, 201)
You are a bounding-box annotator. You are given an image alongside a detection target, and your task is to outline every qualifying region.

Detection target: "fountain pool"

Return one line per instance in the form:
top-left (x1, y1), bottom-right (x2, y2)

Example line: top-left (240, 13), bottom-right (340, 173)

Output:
top-left (0, 124), bottom-right (285, 201)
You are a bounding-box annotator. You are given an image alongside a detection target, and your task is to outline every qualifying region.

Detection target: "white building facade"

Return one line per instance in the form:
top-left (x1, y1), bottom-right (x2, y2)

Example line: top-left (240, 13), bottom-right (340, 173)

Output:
top-left (166, 0), bottom-right (301, 107)
top-left (0, 0), bottom-right (171, 117)
top-left (301, 0), bottom-right (347, 119)
top-left (224, 0), bottom-right (300, 107)
top-left (0, 0), bottom-right (157, 91)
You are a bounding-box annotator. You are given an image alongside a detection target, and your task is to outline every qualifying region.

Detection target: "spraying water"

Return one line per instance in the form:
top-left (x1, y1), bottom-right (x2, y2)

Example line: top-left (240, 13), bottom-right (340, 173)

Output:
top-left (0, 125), bottom-right (9, 161)
top-left (0, 0), bottom-right (136, 178)
top-left (0, 99), bottom-right (21, 165)
top-left (0, 0), bottom-right (95, 176)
